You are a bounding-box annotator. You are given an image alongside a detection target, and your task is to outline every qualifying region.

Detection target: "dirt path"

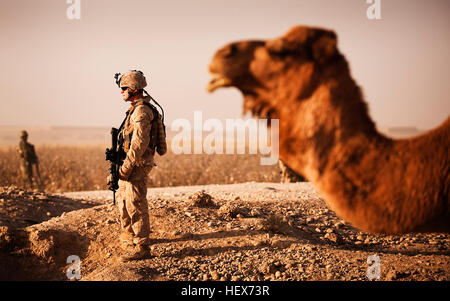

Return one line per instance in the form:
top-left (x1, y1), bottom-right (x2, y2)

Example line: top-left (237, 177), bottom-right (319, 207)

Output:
top-left (0, 183), bottom-right (448, 281)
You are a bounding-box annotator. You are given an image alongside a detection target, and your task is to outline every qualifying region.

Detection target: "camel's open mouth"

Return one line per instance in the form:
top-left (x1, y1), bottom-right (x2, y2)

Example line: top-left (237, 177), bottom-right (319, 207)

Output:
top-left (207, 73), bottom-right (232, 93)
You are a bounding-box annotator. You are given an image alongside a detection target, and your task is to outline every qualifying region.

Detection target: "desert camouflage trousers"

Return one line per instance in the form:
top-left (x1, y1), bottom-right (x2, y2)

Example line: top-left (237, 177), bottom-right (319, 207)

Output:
top-left (117, 165), bottom-right (153, 246)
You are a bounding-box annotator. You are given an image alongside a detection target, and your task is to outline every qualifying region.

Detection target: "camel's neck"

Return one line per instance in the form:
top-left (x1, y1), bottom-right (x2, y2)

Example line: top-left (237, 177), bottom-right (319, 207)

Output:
top-left (266, 57), bottom-right (448, 234)
top-left (281, 70), bottom-right (387, 181)
top-left (278, 66), bottom-right (413, 232)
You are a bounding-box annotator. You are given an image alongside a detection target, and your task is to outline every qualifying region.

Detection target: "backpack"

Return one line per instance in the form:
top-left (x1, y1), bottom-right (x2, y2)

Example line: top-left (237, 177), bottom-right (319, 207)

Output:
top-left (142, 101), bottom-right (167, 156)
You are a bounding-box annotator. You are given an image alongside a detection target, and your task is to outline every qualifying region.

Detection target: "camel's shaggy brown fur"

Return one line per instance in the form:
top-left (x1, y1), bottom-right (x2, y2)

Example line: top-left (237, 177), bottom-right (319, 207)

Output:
top-left (208, 26), bottom-right (449, 234)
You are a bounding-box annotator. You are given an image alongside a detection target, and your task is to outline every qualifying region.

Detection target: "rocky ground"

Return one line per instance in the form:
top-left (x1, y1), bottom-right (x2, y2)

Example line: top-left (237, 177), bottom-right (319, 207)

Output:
top-left (0, 182), bottom-right (448, 281)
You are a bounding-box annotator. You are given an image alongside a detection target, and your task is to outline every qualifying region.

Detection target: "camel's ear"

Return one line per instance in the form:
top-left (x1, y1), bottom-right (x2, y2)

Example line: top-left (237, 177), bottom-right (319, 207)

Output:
top-left (311, 32), bottom-right (338, 63)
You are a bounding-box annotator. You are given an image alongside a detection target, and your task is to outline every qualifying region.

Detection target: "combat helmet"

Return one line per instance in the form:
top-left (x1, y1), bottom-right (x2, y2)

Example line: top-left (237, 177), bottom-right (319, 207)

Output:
top-left (117, 70), bottom-right (147, 90)
top-left (20, 130), bottom-right (28, 139)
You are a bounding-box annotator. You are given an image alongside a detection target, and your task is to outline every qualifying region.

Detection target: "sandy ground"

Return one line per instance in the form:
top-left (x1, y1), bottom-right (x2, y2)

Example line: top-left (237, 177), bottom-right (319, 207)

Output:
top-left (0, 182), bottom-right (448, 281)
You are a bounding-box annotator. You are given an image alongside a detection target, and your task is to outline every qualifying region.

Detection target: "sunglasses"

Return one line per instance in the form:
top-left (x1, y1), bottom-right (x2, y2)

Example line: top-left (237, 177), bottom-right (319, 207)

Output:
top-left (121, 87), bottom-right (129, 91)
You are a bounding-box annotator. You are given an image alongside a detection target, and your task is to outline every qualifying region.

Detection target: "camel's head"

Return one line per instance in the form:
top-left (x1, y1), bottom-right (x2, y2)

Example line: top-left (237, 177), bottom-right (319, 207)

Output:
top-left (207, 25), bottom-right (341, 119)
top-left (208, 40), bottom-right (265, 93)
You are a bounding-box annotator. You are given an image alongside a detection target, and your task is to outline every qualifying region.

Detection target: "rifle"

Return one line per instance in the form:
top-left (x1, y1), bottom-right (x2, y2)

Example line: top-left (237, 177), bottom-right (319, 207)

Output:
top-left (105, 112), bottom-right (128, 205)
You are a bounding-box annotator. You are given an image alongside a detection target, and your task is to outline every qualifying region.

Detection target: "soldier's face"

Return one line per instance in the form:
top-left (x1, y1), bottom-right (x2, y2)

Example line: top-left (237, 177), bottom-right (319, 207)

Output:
top-left (121, 87), bottom-right (138, 102)
top-left (121, 87), bottom-right (130, 101)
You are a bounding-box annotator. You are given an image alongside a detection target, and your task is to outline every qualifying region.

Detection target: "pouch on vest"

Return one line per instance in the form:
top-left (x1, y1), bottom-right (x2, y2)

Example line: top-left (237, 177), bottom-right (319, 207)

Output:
top-left (123, 101), bottom-right (167, 156)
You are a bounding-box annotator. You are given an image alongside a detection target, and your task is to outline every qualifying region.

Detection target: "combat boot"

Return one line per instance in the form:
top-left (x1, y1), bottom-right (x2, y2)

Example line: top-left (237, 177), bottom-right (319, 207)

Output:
top-left (120, 245), bottom-right (151, 262)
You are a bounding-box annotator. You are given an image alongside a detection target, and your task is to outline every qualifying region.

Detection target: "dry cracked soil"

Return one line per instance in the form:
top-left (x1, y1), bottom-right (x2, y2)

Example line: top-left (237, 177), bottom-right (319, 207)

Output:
top-left (0, 182), bottom-right (448, 281)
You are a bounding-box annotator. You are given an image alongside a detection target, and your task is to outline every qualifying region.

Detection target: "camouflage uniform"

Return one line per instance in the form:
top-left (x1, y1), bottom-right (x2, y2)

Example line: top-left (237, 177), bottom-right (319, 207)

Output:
top-left (279, 160), bottom-right (306, 183)
top-left (117, 96), bottom-right (155, 246)
top-left (18, 131), bottom-right (40, 189)
top-left (114, 71), bottom-right (156, 255)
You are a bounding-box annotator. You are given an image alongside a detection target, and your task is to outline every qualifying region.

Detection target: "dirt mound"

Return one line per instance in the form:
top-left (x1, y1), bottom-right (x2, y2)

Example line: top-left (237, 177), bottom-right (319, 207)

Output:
top-left (0, 186), bottom-right (100, 229)
top-left (0, 186), bottom-right (101, 280)
top-left (0, 183), bottom-right (449, 281)
top-left (188, 190), bottom-right (216, 208)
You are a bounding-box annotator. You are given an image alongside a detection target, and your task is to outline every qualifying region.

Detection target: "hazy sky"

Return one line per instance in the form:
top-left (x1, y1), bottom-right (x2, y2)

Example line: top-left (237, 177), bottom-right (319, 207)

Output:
top-left (0, 0), bottom-right (449, 129)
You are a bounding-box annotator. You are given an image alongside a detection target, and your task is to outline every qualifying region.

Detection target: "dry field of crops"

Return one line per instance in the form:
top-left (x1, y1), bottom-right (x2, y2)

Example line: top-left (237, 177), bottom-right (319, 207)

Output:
top-left (0, 144), bottom-right (281, 193)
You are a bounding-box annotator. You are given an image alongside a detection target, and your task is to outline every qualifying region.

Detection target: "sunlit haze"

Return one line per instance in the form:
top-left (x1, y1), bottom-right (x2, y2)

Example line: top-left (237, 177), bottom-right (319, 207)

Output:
top-left (0, 0), bottom-right (449, 130)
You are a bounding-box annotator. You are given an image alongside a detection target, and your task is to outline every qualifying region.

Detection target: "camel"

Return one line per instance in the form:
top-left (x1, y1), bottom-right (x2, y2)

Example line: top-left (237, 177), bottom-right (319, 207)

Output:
top-left (207, 25), bottom-right (449, 234)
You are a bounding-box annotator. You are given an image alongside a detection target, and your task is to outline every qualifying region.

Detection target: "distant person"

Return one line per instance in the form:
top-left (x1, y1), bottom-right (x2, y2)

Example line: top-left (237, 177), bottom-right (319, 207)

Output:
top-left (108, 70), bottom-right (158, 262)
top-left (17, 130), bottom-right (42, 189)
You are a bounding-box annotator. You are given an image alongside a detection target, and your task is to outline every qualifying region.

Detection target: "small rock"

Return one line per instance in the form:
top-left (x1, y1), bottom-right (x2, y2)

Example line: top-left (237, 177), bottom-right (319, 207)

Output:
top-left (250, 208), bottom-right (262, 217)
top-left (324, 232), bottom-right (342, 244)
top-left (46, 212), bottom-right (52, 217)
top-left (231, 275), bottom-right (241, 281)
top-left (218, 203), bottom-right (246, 218)
top-left (210, 271), bottom-right (220, 280)
top-left (36, 195), bottom-right (48, 201)
top-left (275, 271), bottom-right (281, 278)
top-left (211, 258), bottom-right (220, 265)
top-left (190, 190), bottom-right (215, 207)
top-left (334, 222), bottom-right (343, 229)
top-left (297, 218), bottom-right (306, 225)
top-left (220, 275), bottom-right (229, 281)
top-left (386, 270), bottom-right (397, 281)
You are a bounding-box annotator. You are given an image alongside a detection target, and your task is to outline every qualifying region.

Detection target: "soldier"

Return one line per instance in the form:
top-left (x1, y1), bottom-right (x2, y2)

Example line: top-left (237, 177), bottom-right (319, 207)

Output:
top-left (108, 70), bottom-right (156, 262)
top-left (17, 130), bottom-right (42, 189)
